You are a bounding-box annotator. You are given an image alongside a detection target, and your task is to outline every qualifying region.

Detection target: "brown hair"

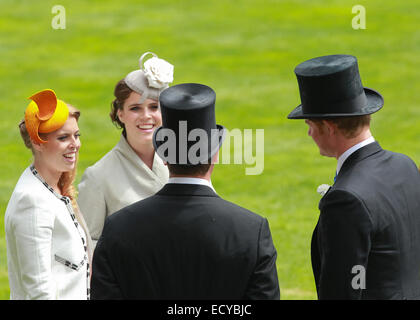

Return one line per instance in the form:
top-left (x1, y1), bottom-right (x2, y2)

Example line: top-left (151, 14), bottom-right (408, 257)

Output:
top-left (310, 115), bottom-right (371, 138)
top-left (167, 163), bottom-right (212, 176)
top-left (19, 104), bottom-right (81, 209)
top-left (110, 79), bottom-right (133, 137)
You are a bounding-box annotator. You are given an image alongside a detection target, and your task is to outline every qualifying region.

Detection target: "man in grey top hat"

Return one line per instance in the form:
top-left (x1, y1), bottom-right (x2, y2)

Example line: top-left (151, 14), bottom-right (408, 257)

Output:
top-left (288, 54), bottom-right (420, 299)
top-left (91, 83), bottom-right (280, 300)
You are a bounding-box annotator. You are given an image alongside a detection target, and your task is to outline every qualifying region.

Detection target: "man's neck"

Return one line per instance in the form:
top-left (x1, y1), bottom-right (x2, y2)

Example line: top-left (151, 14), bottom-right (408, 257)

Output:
top-left (169, 173), bottom-right (211, 182)
top-left (335, 135), bottom-right (375, 175)
top-left (169, 163), bottom-right (214, 182)
top-left (334, 129), bottom-right (373, 160)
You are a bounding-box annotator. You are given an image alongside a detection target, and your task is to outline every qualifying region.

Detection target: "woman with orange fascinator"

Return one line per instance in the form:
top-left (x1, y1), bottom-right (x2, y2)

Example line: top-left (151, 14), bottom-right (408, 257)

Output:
top-left (5, 89), bottom-right (93, 300)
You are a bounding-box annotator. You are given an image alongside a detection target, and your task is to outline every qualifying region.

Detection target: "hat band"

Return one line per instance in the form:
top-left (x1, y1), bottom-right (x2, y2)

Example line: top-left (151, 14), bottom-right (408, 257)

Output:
top-left (303, 91), bottom-right (368, 116)
top-left (153, 123), bottom-right (226, 165)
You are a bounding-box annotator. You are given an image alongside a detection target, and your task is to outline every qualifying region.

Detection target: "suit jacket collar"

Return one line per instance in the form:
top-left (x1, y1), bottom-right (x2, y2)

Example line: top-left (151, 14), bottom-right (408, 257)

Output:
top-left (336, 141), bottom-right (383, 181)
top-left (336, 137), bottom-right (375, 175)
top-left (156, 183), bottom-right (219, 198)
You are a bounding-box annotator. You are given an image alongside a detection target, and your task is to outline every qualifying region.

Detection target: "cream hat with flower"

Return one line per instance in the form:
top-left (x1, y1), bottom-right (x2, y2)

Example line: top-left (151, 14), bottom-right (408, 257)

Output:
top-left (124, 52), bottom-right (174, 104)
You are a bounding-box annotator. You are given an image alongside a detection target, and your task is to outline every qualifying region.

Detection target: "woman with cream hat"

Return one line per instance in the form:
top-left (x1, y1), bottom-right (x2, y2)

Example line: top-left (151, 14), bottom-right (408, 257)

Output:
top-left (78, 52), bottom-right (173, 247)
top-left (5, 89), bottom-right (92, 299)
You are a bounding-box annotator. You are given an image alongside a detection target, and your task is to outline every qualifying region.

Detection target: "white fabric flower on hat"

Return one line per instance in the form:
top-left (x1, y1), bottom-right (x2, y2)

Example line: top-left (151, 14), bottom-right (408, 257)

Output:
top-left (317, 184), bottom-right (331, 197)
top-left (143, 57), bottom-right (174, 89)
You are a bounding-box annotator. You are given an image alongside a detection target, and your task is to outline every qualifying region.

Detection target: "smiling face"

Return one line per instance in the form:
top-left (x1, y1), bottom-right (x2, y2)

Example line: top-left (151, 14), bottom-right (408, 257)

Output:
top-left (117, 91), bottom-right (162, 145)
top-left (35, 116), bottom-right (81, 173)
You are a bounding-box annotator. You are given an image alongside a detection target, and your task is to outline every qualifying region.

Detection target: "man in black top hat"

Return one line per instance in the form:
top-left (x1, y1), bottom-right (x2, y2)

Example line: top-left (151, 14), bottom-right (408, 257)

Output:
top-left (288, 54), bottom-right (420, 299)
top-left (91, 83), bottom-right (280, 299)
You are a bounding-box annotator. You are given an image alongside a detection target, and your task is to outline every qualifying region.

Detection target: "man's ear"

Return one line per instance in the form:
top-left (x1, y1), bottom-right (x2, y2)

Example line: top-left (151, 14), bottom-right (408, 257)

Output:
top-left (323, 120), bottom-right (337, 136)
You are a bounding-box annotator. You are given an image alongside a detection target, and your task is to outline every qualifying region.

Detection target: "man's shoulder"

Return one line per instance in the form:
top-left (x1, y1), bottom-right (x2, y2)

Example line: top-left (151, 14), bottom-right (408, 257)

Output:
top-left (365, 146), bottom-right (416, 168)
top-left (214, 196), bottom-right (263, 219)
top-left (104, 190), bottom-right (265, 231)
top-left (106, 194), bottom-right (157, 221)
top-left (322, 148), bottom-right (420, 212)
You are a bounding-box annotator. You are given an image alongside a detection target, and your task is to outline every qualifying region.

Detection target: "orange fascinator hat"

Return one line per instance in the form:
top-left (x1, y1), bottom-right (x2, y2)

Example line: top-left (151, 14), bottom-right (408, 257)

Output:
top-left (24, 89), bottom-right (69, 144)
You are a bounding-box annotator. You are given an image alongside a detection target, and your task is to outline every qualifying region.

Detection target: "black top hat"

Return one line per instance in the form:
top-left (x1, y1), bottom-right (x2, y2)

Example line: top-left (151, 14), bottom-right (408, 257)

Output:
top-left (153, 83), bottom-right (226, 165)
top-left (288, 54), bottom-right (384, 119)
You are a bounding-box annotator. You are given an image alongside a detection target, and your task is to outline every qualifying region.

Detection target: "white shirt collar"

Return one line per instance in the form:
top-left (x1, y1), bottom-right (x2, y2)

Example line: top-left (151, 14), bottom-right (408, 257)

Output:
top-left (336, 136), bottom-right (375, 175)
top-left (168, 177), bottom-right (215, 192)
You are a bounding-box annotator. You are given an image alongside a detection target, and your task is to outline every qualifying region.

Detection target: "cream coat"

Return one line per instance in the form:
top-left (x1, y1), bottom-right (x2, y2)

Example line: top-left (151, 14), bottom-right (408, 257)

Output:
top-left (78, 135), bottom-right (169, 246)
top-left (5, 167), bottom-right (91, 300)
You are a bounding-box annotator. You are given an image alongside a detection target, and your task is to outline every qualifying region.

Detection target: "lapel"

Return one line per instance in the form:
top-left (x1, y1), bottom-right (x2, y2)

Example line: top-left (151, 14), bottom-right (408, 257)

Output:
top-left (311, 219), bottom-right (321, 295)
top-left (335, 141), bottom-right (383, 184)
top-left (116, 134), bottom-right (167, 181)
top-left (156, 183), bottom-right (220, 198)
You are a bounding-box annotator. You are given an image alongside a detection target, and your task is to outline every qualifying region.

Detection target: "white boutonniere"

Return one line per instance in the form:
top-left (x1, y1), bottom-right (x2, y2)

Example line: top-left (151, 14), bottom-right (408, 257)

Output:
top-left (317, 184), bottom-right (331, 197)
top-left (143, 56), bottom-right (174, 89)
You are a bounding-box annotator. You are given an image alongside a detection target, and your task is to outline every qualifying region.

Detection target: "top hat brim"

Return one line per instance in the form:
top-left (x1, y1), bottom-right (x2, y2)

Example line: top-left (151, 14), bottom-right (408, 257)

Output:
top-left (153, 124), bottom-right (227, 165)
top-left (287, 87), bottom-right (384, 119)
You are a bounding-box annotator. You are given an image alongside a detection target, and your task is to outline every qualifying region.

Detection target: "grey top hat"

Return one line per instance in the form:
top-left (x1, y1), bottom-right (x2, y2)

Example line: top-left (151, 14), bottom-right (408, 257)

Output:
top-left (124, 52), bottom-right (174, 104)
top-left (288, 54), bottom-right (384, 119)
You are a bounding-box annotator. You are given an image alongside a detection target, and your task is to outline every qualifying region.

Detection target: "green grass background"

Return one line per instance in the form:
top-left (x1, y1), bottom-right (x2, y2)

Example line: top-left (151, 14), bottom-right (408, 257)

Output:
top-left (0, 0), bottom-right (419, 299)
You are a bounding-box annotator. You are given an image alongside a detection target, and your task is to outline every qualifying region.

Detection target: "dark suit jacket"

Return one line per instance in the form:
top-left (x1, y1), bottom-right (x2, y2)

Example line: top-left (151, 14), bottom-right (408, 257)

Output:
top-left (91, 183), bottom-right (280, 299)
top-left (312, 142), bottom-right (420, 299)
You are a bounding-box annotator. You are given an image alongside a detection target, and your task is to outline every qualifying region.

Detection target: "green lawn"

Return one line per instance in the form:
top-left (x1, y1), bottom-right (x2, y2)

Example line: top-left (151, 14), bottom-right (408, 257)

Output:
top-left (0, 0), bottom-right (419, 300)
